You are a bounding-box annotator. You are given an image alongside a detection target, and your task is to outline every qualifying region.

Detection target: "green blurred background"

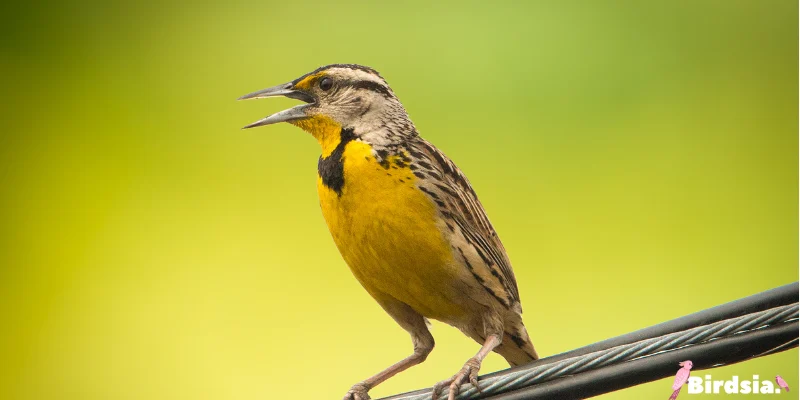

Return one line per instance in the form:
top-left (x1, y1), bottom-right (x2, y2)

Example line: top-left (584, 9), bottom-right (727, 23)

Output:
top-left (1, 1), bottom-right (797, 399)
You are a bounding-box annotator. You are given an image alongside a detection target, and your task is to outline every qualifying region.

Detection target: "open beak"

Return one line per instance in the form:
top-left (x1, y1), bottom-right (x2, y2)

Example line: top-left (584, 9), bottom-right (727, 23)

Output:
top-left (238, 82), bottom-right (315, 129)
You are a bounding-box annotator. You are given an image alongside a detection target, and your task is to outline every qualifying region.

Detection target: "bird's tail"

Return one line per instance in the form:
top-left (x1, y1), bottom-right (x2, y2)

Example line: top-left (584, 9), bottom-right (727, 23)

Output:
top-left (495, 324), bottom-right (539, 367)
top-left (668, 387), bottom-right (682, 400)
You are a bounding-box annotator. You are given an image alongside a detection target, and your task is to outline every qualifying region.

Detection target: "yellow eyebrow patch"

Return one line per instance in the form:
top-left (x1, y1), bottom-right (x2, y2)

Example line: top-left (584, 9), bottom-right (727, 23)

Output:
top-left (293, 72), bottom-right (325, 90)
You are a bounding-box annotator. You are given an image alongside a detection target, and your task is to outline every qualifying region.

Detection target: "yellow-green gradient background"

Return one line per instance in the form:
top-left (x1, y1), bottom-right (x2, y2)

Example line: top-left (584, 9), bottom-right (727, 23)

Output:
top-left (1, 1), bottom-right (797, 399)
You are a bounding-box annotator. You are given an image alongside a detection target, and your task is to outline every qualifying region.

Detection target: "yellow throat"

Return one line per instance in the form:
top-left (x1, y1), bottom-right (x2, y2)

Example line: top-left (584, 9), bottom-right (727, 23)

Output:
top-left (290, 114), bottom-right (462, 320)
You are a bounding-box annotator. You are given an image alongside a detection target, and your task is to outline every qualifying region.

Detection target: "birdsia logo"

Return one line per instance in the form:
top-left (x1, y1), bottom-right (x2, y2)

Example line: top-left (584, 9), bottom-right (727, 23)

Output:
top-left (686, 375), bottom-right (790, 395)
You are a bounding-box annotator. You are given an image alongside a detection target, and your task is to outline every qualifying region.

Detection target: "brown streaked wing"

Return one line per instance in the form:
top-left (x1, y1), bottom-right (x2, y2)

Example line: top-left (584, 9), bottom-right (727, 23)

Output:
top-left (409, 138), bottom-right (521, 306)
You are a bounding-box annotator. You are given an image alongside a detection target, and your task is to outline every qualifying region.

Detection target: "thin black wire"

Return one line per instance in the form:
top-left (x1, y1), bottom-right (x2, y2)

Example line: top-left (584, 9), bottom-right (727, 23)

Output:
top-left (402, 304), bottom-right (797, 400)
top-left (380, 283), bottom-right (799, 400)
top-left (489, 322), bottom-right (798, 400)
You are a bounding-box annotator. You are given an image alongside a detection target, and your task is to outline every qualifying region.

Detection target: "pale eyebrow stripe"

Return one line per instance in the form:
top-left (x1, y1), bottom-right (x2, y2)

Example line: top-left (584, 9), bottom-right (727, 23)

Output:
top-left (344, 80), bottom-right (393, 98)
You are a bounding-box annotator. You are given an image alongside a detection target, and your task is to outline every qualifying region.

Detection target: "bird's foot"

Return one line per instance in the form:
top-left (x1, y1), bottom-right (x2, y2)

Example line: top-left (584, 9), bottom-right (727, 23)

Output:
top-left (432, 357), bottom-right (482, 400)
top-left (343, 382), bottom-right (371, 400)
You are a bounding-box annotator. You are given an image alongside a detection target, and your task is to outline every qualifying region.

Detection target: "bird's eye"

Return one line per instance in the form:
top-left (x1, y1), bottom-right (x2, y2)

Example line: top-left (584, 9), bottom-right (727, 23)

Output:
top-left (319, 77), bottom-right (333, 91)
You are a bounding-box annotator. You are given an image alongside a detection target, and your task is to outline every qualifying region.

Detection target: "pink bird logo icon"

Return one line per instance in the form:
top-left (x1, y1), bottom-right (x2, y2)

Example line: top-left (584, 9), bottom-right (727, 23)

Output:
top-left (776, 375), bottom-right (790, 392)
top-left (668, 360), bottom-right (693, 400)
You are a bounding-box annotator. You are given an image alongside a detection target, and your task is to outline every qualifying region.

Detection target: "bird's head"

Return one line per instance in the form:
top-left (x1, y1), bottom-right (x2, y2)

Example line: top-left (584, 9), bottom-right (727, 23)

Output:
top-left (239, 64), bottom-right (416, 153)
top-left (678, 361), bottom-right (693, 368)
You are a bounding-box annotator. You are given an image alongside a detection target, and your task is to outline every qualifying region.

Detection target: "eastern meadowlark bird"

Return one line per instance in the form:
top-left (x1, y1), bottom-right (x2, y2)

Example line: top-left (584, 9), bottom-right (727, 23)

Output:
top-left (239, 64), bottom-right (539, 400)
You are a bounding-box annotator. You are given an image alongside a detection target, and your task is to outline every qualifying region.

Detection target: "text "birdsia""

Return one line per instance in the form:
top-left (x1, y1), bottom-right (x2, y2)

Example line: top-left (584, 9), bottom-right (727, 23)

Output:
top-left (687, 375), bottom-right (788, 395)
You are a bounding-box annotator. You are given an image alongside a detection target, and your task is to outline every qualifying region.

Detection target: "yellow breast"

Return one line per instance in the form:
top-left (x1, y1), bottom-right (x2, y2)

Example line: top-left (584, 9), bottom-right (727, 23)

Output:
top-left (317, 140), bottom-right (466, 320)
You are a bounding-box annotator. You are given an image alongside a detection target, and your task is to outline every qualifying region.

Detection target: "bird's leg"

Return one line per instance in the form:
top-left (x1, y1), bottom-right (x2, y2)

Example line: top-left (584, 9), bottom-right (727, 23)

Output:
top-left (343, 348), bottom-right (431, 400)
top-left (343, 298), bottom-right (435, 400)
top-left (433, 334), bottom-right (501, 400)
